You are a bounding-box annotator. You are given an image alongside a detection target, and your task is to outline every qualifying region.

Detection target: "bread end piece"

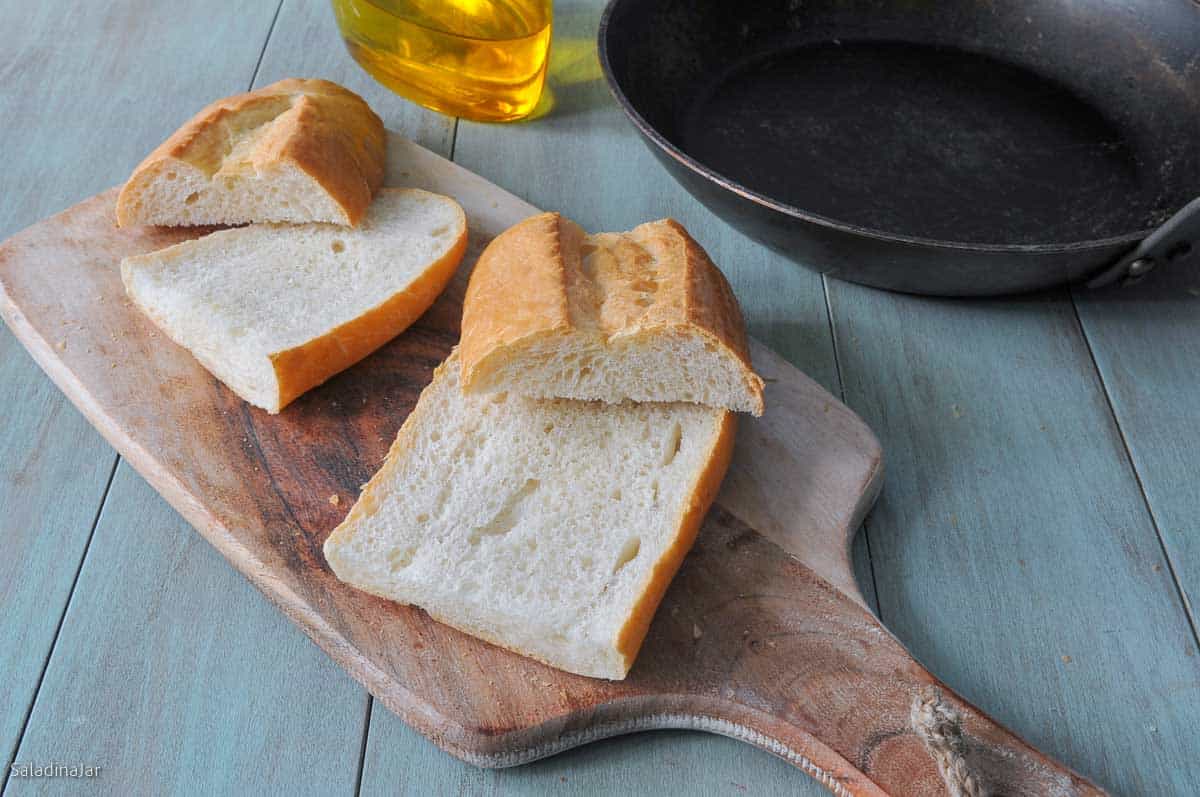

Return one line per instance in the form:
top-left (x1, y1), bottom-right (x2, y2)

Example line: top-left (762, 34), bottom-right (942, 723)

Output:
top-left (116, 78), bottom-right (385, 228)
top-left (460, 212), bottom-right (765, 415)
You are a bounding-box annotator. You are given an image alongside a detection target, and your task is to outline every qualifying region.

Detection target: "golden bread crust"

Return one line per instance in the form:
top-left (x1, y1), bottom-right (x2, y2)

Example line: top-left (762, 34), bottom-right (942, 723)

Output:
top-left (459, 212), bottom-right (765, 414)
top-left (116, 78), bottom-right (385, 227)
top-left (459, 212), bottom-right (575, 370)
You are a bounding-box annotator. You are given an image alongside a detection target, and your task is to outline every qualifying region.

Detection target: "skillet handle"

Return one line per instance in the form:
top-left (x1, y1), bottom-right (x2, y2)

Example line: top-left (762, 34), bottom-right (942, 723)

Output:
top-left (1086, 196), bottom-right (1200, 288)
top-left (686, 514), bottom-right (1110, 796)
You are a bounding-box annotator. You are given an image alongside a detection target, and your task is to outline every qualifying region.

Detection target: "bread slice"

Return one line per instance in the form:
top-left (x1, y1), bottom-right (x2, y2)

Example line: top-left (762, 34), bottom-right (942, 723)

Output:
top-left (121, 188), bottom-right (466, 413)
top-left (116, 78), bottom-right (385, 228)
top-left (323, 349), bottom-right (736, 679)
top-left (459, 212), bottom-right (765, 415)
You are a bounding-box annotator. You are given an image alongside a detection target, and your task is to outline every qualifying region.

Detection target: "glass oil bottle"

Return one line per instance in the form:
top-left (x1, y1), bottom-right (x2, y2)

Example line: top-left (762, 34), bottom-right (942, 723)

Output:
top-left (332, 0), bottom-right (552, 122)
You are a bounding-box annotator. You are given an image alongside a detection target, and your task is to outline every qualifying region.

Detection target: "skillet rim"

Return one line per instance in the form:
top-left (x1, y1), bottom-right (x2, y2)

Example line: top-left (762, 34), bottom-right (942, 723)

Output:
top-left (596, 0), bottom-right (1159, 255)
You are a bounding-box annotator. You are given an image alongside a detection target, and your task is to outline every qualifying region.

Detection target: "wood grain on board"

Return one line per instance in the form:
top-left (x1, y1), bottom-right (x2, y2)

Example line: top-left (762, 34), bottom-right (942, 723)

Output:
top-left (0, 0), bottom-right (281, 779)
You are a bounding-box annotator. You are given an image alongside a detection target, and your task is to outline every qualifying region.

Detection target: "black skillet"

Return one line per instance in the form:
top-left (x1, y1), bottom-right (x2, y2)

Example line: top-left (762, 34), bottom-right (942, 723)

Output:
top-left (598, 0), bottom-right (1200, 296)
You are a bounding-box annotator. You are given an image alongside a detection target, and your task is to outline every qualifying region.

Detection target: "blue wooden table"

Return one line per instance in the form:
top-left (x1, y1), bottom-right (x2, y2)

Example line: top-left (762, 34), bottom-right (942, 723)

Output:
top-left (2, 1), bottom-right (1198, 794)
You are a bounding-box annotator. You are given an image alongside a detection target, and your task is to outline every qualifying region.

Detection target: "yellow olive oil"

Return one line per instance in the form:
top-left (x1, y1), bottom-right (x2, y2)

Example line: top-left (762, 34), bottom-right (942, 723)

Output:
top-left (332, 0), bottom-right (552, 122)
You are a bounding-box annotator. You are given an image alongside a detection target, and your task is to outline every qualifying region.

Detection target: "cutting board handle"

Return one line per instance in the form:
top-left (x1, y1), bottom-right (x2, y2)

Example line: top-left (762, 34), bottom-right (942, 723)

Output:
top-left (753, 638), bottom-right (1108, 796)
top-left (652, 511), bottom-right (1108, 796)
top-left (696, 542), bottom-right (1104, 792)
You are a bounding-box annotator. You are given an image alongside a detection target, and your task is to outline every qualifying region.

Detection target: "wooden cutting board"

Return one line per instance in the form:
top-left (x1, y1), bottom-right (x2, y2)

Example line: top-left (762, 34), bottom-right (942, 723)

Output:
top-left (0, 134), bottom-right (1102, 796)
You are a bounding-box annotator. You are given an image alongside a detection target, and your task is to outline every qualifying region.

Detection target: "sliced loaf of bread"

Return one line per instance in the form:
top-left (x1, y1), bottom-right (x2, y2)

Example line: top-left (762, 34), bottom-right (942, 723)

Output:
top-left (323, 349), bottom-right (735, 679)
top-left (459, 212), bottom-right (765, 415)
top-left (116, 78), bottom-right (385, 228)
top-left (121, 188), bottom-right (466, 413)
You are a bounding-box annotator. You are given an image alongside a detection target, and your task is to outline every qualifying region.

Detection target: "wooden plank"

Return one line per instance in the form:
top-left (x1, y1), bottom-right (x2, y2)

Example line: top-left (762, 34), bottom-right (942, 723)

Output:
top-left (824, 282), bottom-right (1200, 795)
top-left (0, 0), bottom-right (281, 779)
top-left (5, 463), bottom-right (369, 797)
top-left (0, 330), bottom-right (116, 771)
top-left (1073, 272), bottom-right (1200, 627)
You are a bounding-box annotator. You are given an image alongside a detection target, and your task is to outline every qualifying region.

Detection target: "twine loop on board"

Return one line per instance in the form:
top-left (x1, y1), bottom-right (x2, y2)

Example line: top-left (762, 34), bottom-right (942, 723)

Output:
top-left (911, 686), bottom-right (990, 797)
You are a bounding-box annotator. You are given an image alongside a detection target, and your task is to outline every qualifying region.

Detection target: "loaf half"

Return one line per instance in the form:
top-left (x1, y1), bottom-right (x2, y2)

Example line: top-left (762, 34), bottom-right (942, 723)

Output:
top-left (116, 78), bottom-right (385, 228)
top-left (459, 213), bottom-right (765, 415)
top-left (121, 188), bottom-right (466, 413)
top-left (323, 349), bottom-right (736, 679)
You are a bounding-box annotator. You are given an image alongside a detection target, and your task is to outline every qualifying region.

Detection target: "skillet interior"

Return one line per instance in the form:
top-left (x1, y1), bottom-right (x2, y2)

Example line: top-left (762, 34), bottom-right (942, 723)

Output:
top-left (602, 0), bottom-right (1200, 247)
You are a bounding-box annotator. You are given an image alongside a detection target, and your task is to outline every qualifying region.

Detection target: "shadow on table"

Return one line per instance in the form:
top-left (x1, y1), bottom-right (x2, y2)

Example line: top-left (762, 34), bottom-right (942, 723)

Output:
top-left (1072, 252), bottom-right (1200, 306)
top-left (522, 7), bottom-right (611, 122)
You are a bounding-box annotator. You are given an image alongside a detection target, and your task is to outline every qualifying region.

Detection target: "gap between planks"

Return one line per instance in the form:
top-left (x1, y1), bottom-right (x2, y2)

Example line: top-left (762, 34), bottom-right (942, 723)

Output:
top-left (249, 0), bottom-right (287, 92)
top-left (822, 273), bottom-right (884, 620)
top-left (1066, 291), bottom-right (1200, 647)
top-left (0, 454), bottom-right (119, 797)
top-left (447, 117), bottom-right (461, 162)
top-left (353, 697), bottom-right (374, 797)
